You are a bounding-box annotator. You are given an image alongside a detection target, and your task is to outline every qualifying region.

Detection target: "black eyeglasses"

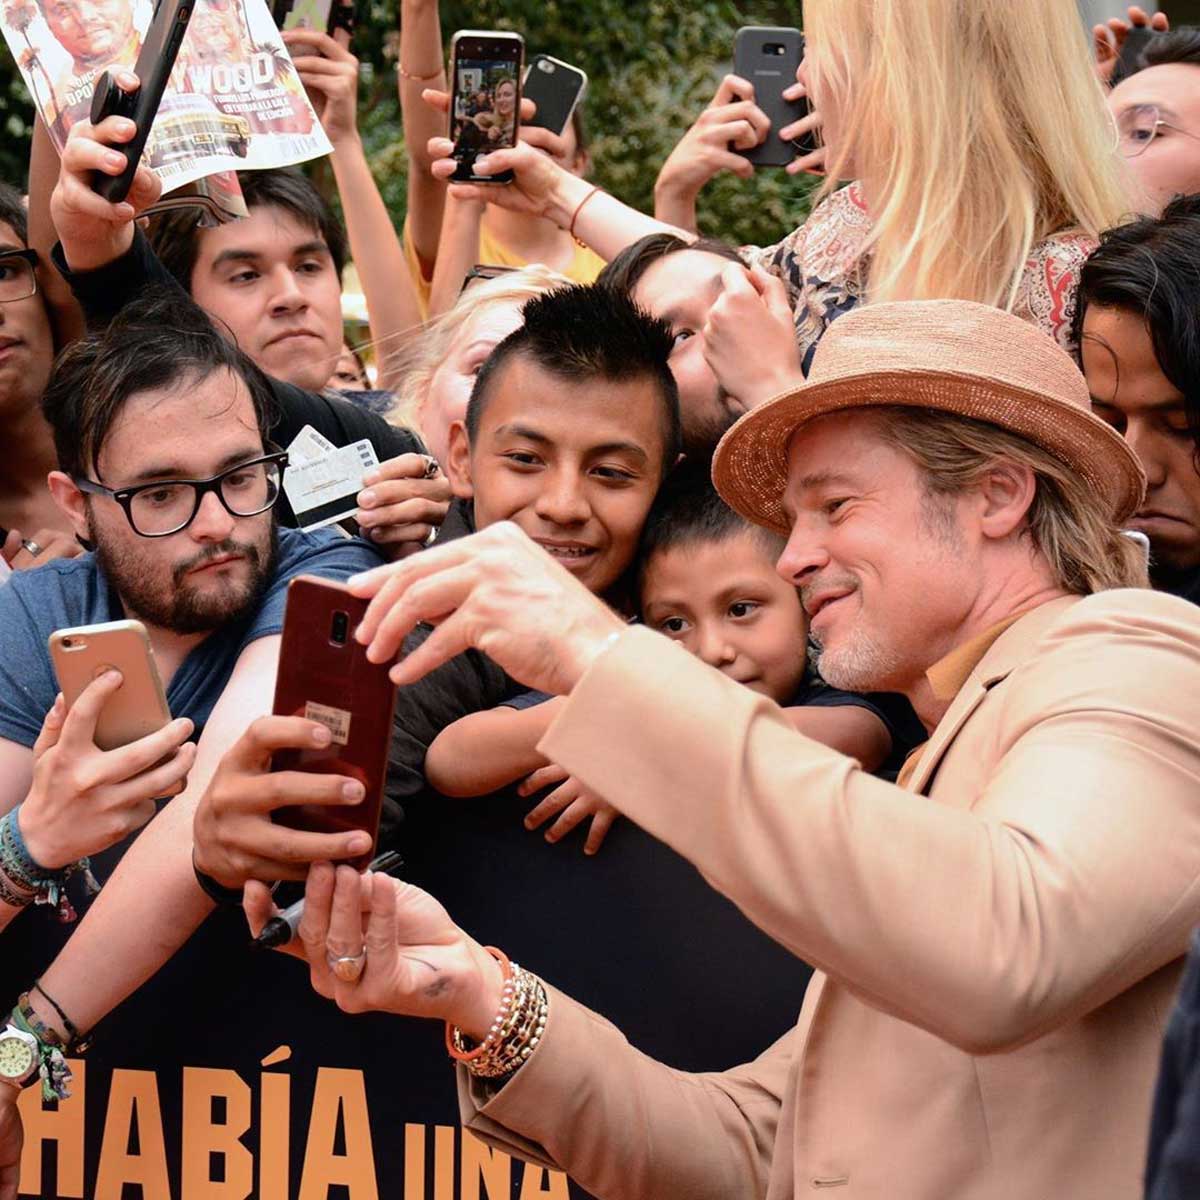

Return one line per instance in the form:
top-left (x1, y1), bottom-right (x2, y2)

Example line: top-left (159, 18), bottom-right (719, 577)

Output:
top-left (0, 249), bottom-right (39, 304)
top-left (74, 451), bottom-right (288, 537)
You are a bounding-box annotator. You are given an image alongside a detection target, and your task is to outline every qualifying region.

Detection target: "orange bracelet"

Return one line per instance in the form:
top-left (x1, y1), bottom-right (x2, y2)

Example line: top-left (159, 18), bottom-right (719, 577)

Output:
top-left (445, 946), bottom-right (513, 1063)
top-left (568, 186), bottom-right (602, 242)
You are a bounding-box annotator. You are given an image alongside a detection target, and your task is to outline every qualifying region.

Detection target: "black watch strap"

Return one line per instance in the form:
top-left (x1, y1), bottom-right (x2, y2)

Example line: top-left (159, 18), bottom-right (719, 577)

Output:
top-left (191, 852), bottom-right (245, 906)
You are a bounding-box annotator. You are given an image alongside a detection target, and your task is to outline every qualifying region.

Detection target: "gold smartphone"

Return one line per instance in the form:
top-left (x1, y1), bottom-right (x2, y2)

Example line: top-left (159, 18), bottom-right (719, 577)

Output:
top-left (48, 620), bottom-right (172, 751)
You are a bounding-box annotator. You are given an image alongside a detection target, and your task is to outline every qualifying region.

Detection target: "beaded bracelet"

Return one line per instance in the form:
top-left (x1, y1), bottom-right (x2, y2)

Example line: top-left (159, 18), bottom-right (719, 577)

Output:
top-left (446, 948), bottom-right (549, 1079)
top-left (0, 858), bottom-right (34, 909)
top-left (0, 807), bottom-right (99, 923)
top-left (10, 999), bottom-right (74, 1101)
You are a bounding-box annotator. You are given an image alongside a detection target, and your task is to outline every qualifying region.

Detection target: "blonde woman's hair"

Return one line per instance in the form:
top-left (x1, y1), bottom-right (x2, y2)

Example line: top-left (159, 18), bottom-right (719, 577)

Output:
top-left (385, 264), bottom-right (570, 435)
top-left (802, 0), bottom-right (1132, 309)
top-left (871, 408), bottom-right (1149, 594)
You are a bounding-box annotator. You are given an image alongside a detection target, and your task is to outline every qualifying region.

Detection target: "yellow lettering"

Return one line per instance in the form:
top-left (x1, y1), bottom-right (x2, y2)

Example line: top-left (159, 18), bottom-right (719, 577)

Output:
top-left (403, 1123), bottom-right (425, 1200)
top-left (461, 1129), bottom-right (511, 1200)
top-left (297, 1067), bottom-right (378, 1200)
top-left (260, 1071), bottom-right (290, 1200)
top-left (94, 1069), bottom-right (171, 1200)
top-left (434, 1125), bottom-right (454, 1200)
top-left (518, 1162), bottom-right (570, 1200)
top-left (16, 1058), bottom-right (85, 1197)
top-left (181, 1067), bottom-right (252, 1199)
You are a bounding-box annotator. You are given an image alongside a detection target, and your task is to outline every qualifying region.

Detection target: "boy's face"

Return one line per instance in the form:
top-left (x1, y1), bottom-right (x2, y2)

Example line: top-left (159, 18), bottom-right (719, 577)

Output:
top-left (447, 355), bottom-right (667, 595)
top-left (189, 204), bottom-right (343, 394)
top-left (641, 530), bottom-right (809, 702)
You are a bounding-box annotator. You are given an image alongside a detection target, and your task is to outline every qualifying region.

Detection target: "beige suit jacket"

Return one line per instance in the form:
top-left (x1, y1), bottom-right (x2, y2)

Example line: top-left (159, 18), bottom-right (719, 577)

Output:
top-left (458, 589), bottom-right (1200, 1199)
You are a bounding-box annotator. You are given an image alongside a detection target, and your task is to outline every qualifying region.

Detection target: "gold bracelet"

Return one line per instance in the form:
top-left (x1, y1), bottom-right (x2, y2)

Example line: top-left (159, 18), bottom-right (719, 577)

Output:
top-left (449, 963), bottom-right (549, 1079)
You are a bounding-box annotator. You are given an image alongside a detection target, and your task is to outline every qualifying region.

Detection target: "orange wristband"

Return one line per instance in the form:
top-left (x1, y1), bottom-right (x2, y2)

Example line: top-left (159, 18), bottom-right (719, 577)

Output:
top-left (445, 946), bottom-right (513, 1063)
top-left (568, 186), bottom-right (601, 242)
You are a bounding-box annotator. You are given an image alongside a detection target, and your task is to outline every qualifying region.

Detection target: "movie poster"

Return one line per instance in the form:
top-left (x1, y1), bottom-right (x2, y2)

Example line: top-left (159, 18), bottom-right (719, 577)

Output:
top-left (0, 0), bottom-right (330, 207)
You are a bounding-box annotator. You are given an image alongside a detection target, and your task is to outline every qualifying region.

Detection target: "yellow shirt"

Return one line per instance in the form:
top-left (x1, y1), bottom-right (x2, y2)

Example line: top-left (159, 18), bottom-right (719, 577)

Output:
top-left (402, 216), bottom-right (607, 317)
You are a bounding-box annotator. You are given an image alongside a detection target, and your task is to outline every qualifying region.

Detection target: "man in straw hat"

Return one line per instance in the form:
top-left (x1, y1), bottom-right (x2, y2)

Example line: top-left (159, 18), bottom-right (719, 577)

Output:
top-left (192, 300), bottom-right (1200, 1200)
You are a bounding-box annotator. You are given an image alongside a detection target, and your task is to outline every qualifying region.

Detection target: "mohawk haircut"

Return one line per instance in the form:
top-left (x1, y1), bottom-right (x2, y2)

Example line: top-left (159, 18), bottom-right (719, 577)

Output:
top-left (465, 283), bottom-right (682, 472)
top-left (635, 459), bottom-right (785, 610)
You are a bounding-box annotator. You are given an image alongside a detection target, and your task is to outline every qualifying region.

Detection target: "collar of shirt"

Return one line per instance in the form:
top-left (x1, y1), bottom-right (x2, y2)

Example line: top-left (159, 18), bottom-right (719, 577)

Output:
top-left (924, 611), bottom-right (1029, 703)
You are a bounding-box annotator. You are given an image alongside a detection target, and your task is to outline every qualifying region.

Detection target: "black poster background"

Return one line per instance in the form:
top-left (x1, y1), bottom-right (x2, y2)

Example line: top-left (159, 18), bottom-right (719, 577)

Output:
top-left (4, 788), bottom-right (813, 1199)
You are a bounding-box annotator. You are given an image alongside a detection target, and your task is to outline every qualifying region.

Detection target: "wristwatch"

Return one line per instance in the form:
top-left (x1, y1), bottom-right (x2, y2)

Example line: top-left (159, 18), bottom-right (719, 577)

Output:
top-left (0, 1025), bottom-right (38, 1087)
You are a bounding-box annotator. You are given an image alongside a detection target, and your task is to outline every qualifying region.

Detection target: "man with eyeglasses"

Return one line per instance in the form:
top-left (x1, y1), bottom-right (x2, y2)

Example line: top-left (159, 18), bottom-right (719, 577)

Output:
top-left (1108, 28), bottom-right (1200, 215)
top-left (0, 181), bottom-right (80, 577)
top-left (0, 284), bottom-right (381, 906)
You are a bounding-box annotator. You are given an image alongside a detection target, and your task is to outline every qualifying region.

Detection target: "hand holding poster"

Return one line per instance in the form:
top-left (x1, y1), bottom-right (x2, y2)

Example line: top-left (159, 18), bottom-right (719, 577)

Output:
top-left (1, 0), bottom-right (331, 206)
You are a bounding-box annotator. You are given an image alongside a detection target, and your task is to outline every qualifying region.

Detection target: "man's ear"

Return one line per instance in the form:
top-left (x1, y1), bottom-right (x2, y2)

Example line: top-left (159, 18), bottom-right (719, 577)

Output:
top-left (446, 421), bottom-right (475, 500)
top-left (47, 471), bottom-right (91, 541)
top-left (977, 461), bottom-right (1037, 541)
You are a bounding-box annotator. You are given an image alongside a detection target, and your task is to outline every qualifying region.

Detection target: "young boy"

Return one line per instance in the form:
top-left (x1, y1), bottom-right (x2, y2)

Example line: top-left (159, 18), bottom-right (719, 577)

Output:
top-left (426, 463), bottom-right (924, 851)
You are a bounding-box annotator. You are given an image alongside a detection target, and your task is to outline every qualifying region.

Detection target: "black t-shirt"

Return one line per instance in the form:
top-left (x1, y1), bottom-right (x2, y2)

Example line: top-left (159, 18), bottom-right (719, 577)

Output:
top-left (51, 235), bottom-right (425, 526)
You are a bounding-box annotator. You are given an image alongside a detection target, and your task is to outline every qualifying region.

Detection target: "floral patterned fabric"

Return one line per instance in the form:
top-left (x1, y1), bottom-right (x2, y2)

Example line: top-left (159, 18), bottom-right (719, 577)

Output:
top-left (744, 182), bottom-right (1096, 374)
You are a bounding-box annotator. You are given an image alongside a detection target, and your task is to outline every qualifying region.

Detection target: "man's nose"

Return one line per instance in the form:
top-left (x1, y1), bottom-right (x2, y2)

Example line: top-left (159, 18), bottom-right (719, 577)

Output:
top-left (775, 520), bottom-right (829, 585)
top-left (268, 266), bottom-right (307, 314)
top-left (188, 487), bottom-right (236, 541)
top-left (535, 470), bottom-right (591, 526)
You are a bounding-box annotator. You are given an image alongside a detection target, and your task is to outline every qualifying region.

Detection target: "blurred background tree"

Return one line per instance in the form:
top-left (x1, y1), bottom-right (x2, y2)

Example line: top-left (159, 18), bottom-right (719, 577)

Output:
top-left (0, 0), bottom-right (819, 246)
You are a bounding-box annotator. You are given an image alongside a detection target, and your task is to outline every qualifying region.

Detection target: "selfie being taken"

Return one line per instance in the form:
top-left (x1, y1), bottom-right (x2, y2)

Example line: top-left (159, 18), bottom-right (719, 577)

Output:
top-left (0, 2), bottom-right (1199, 1199)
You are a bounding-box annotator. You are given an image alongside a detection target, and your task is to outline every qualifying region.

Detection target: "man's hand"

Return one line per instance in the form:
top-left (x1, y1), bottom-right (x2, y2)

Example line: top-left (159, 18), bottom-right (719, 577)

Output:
top-left (244, 863), bottom-right (507, 1039)
top-left (653, 75), bottom-right (767, 230)
top-left (50, 73), bottom-right (162, 272)
top-left (192, 716), bottom-right (374, 887)
top-left (520, 763), bottom-right (619, 855)
top-left (19, 672), bottom-right (196, 869)
top-left (0, 1084), bottom-right (21, 1200)
top-left (1094, 6), bottom-right (1169, 85)
top-left (2, 528), bottom-right (82, 571)
top-left (703, 263), bottom-right (803, 410)
top-left (283, 29), bottom-right (361, 147)
top-left (355, 453), bottom-right (451, 558)
top-left (348, 522), bottom-right (627, 696)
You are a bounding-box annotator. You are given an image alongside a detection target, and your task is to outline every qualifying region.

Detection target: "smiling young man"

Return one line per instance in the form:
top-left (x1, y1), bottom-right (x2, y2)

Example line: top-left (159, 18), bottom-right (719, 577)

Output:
top-left (1075, 195), bottom-right (1200, 604)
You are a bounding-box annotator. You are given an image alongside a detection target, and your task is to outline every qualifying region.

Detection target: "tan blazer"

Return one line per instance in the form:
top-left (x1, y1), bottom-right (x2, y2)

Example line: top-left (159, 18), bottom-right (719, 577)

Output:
top-left (459, 590), bottom-right (1200, 1199)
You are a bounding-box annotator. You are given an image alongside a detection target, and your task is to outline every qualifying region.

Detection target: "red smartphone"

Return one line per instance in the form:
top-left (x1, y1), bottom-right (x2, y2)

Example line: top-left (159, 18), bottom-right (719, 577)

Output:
top-left (270, 576), bottom-right (397, 869)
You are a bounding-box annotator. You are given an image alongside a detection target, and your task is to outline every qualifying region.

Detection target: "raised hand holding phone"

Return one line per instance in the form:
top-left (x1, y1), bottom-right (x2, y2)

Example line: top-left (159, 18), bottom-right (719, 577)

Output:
top-left (447, 30), bottom-right (524, 184)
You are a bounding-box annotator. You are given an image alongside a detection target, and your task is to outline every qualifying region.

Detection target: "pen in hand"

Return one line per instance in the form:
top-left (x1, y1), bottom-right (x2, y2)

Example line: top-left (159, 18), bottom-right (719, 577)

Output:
top-left (254, 850), bottom-right (404, 949)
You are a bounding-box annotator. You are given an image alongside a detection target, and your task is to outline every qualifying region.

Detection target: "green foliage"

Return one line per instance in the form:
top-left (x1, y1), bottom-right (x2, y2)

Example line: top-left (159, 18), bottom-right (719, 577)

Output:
top-left (0, 0), bottom-right (819, 246)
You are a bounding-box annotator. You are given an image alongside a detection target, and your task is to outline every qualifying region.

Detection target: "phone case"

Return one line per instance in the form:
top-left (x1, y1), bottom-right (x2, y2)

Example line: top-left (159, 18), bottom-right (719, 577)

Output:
top-left (733, 26), bottom-right (809, 167)
top-left (523, 54), bottom-right (588, 138)
top-left (90, 0), bottom-right (194, 202)
top-left (449, 30), bottom-right (525, 185)
top-left (48, 620), bottom-right (172, 751)
top-left (270, 576), bottom-right (398, 869)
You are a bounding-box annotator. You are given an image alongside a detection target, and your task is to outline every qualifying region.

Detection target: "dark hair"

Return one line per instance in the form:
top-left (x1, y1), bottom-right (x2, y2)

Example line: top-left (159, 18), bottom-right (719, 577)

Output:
top-left (1073, 194), bottom-right (1200, 452)
top-left (597, 232), bottom-right (744, 297)
top-left (147, 168), bottom-right (347, 291)
top-left (465, 283), bottom-right (682, 473)
top-left (41, 287), bottom-right (279, 479)
top-left (1141, 27), bottom-right (1200, 71)
top-left (635, 460), bottom-right (783, 608)
top-left (0, 182), bottom-right (28, 245)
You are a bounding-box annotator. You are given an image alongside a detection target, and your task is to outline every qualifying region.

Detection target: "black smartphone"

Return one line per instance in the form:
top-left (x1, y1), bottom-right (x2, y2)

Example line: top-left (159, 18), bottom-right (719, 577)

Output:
top-left (449, 29), bottom-right (524, 184)
top-left (523, 54), bottom-right (588, 138)
top-left (90, 0), bottom-right (194, 203)
top-left (733, 25), bottom-right (811, 168)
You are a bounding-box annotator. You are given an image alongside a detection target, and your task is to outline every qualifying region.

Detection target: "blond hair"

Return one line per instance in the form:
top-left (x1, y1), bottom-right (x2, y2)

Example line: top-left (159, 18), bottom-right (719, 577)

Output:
top-left (803, 0), bottom-right (1132, 308)
top-left (871, 408), bottom-right (1148, 594)
top-left (384, 265), bottom-right (570, 435)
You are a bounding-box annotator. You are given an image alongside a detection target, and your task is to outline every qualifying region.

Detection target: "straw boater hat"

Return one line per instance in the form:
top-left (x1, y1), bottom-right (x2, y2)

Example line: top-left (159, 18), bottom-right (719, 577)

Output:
top-left (711, 299), bottom-right (1147, 535)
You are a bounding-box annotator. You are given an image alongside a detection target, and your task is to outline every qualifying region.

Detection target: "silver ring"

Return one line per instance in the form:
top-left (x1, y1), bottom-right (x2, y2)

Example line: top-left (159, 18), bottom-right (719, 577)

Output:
top-left (20, 539), bottom-right (43, 558)
top-left (326, 947), bottom-right (367, 982)
top-left (422, 455), bottom-right (441, 479)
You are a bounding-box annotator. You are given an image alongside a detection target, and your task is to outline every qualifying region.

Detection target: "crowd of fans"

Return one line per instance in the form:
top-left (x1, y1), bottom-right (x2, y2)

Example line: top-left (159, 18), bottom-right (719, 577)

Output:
top-left (2, 1), bottom-right (1200, 1197)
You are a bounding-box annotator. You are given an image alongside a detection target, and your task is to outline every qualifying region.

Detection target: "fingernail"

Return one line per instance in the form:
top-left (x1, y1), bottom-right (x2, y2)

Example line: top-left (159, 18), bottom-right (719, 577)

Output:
top-left (105, 150), bottom-right (126, 169)
top-left (362, 470), bottom-right (379, 486)
top-left (115, 117), bottom-right (136, 136)
top-left (524, 817), bottom-right (535, 829)
top-left (312, 725), bottom-right (332, 745)
top-left (348, 833), bottom-right (372, 852)
top-left (342, 781), bottom-right (364, 802)
top-left (116, 203), bottom-right (135, 220)
top-left (116, 70), bottom-right (138, 88)
top-left (358, 489), bottom-right (375, 506)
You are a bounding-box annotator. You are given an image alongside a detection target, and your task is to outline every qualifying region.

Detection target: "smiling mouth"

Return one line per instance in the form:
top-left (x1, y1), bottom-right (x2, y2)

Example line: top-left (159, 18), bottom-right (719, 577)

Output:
top-left (535, 541), bottom-right (597, 563)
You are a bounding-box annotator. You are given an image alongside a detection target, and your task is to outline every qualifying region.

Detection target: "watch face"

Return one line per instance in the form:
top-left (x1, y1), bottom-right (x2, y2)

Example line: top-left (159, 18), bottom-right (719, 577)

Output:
top-left (0, 1035), bottom-right (34, 1080)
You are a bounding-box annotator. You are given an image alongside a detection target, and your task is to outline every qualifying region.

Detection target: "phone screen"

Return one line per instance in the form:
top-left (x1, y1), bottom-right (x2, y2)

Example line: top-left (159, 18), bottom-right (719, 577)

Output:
top-left (451, 37), bottom-right (522, 182)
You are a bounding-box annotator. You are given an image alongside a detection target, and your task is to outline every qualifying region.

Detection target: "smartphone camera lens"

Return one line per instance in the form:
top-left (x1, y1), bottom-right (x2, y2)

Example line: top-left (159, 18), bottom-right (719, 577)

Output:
top-left (330, 611), bottom-right (350, 646)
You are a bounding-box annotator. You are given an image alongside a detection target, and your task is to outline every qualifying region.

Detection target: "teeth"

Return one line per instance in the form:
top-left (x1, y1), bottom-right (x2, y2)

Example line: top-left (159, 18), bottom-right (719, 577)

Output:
top-left (543, 545), bottom-right (591, 558)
